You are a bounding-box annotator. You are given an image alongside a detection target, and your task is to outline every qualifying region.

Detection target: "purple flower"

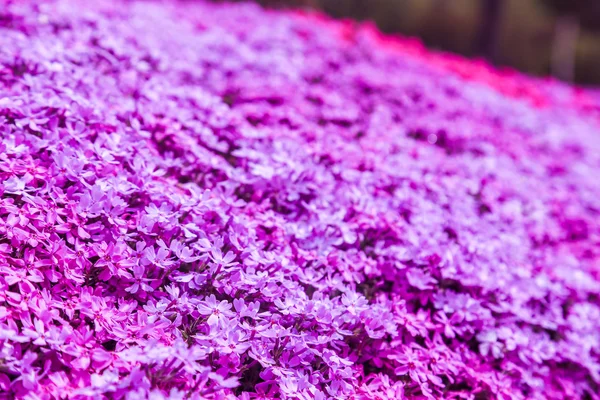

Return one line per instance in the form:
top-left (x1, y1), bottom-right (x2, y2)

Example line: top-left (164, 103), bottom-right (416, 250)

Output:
top-left (197, 295), bottom-right (234, 327)
top-left (125, 265), bottom-right (154, 294)
top-left (477, 330), bottom-right (504, 359)
top-left (142, 245), bottom-right (173, 270)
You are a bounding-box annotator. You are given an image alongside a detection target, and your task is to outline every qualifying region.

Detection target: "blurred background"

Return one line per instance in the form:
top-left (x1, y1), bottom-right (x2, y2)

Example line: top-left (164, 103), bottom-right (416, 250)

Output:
top-left (217, 0), bottom-right (600, 86)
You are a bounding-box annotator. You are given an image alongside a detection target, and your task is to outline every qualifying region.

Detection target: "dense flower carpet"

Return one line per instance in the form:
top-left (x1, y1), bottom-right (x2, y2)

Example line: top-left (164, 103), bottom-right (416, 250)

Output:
top-left (1, 0), bottom-right (600, 398)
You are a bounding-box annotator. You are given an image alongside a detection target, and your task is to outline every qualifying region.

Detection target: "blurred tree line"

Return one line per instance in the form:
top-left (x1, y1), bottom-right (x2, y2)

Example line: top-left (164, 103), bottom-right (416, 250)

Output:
top-left (221, 0), bottom-right (600, 85)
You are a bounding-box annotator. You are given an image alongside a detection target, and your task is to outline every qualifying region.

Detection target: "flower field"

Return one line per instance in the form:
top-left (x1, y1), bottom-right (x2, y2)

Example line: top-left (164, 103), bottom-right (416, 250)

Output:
top-left (1, 0), bottom-right (600, 399)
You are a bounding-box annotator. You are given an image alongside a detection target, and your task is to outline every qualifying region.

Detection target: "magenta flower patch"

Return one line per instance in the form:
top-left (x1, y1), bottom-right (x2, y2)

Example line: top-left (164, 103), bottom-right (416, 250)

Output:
top-left (1, 0), bottom-right (600, 399)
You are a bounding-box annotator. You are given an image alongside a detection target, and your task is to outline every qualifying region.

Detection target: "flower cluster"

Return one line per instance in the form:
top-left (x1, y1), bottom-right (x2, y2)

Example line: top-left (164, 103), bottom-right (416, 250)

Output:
top-left (1, 0), bottom-right (600, 399)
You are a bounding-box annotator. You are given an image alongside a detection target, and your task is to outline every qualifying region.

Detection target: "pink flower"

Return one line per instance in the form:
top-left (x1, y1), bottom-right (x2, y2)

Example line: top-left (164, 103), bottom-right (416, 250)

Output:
top-left (125, 265), bottom-right (154, 294)
top-left (22, 317), bottom-right (48, 346)
top-left (391, 349), bottom-right (427, 384)
top-left (197, 295), bottom-right (233, 327)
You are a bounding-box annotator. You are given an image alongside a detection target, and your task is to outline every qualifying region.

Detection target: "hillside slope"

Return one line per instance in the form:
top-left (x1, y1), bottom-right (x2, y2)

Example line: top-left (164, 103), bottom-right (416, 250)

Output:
top-left (0, 1), bottom-right (599, 399)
